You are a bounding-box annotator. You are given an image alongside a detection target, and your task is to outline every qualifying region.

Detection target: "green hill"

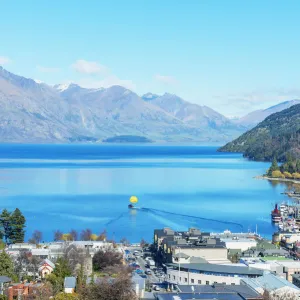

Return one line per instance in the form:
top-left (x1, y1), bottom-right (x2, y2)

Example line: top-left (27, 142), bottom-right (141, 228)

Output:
top-left (219, 104), bottom-right (300, 161)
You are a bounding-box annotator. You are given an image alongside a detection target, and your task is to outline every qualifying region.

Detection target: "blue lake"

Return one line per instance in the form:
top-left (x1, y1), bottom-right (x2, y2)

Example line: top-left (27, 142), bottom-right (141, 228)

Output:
top-left (0, 144), bottom-right (289, 242)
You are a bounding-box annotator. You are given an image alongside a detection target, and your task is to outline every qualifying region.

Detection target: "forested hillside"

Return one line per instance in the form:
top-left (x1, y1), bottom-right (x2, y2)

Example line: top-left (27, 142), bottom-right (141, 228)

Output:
top-left (219, 104), bottom-right (300, 161)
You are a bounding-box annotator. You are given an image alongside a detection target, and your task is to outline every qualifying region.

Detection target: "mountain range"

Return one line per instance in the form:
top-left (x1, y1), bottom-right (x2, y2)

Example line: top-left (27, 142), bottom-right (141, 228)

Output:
top-left (219, 103), bottom-right (300, 161)
top-left (0, 66), bottom-right (298, 143)
top-left (233, 99), bottom-right (300, 128)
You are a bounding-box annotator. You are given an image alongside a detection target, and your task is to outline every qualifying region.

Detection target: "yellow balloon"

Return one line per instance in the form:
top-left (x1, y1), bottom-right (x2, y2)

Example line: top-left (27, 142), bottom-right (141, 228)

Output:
top-left (130, 196), bottom-right (138, 204)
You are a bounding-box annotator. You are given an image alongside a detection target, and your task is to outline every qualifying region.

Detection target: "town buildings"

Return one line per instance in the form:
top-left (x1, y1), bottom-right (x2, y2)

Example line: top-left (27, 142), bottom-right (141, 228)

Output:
top-left (166, 262), bottom-right (264, 286)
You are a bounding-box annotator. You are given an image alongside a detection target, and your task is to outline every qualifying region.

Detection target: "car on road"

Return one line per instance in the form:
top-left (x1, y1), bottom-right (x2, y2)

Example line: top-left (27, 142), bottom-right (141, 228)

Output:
top-left (135, 269), bottom-right (143, 274)
top-left (139, 274), bottom-right (147, 279)
top-left (145, 270), bottom-right (152, 275)
top-left (145, 264), bottom-right (150, 268)
top-left (153, 285), bottom-right (160, 291)
top-left (129, 263), bottom-right (140, 269)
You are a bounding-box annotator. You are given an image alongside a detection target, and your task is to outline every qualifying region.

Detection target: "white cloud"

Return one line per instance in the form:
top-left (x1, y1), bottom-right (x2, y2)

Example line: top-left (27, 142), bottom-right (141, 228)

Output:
top-left (71, 59), bottom-right (108, 75)
top-left (155, 74), bottom-right (178, 85)
top-left (36, 65), bottom-right (60, 73)
top-left (0, 56), bottom-right (11, 65)
top-left (77, 75), bottom-right (136, 91)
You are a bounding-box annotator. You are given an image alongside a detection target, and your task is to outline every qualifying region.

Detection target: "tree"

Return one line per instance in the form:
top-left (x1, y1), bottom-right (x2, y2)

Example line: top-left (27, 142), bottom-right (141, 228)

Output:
top-left (80, 274), bottom-right (137, 300)
top-left (10, 208), bottom-right (26, 243)
top-left (69, 229), bottom-right (78, 241)
top-left (0, 251), bottom-right (17, 281)
top-left (47, 257), bottom-right (72, 293)
top-left (0, 295), bottom-right (7, 300)
top-left (140, 238), bottom-right (147, 248)
top-left (92, 249), bottom-right (123, 272)
top-left (267, 157), bottom-right (279, 176)
top-left (283, 171), bottom-right (293, 178)
top-left (271, 170), bottom-right (284, 178)
top-left (80, 229), bottom-right (92, 241)
top-left (97, 230), bottom-right (107, 241)
top-left (14, 250), bottom-right (41, 281)
top-left (62, 233), bottom-right (72, 241)
top-left (120, 237), bottom-right (130, 246)
top-left (26, 282), bottom-right (53, 300)
top-left (0, 209), bottom-right (12, 243)
top-left (29, 230), bottom-right (43, 244)
top-left (53, 293), bottom-right (80, 300)
top-left (292, 172), bottom-right (300, 179)
top-left (296, 160), bottom-right (300, 173)
top-left (54, 230), bottom-right (63, 241)
top-left (53, 257), bottom-right (72, 278)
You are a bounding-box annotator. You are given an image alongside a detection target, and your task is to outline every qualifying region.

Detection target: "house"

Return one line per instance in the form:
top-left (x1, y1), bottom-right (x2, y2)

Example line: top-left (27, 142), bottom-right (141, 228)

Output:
top-left (64, 277), bottom-right (76, 293)
top-left (38, 259), bottom-right (55, 278)
top-left (8, 283), bottom-right (44, 300)
top-left (0, 276), bottom-right (12, 296)
top-left (242, 272), bottom-right (300, 298)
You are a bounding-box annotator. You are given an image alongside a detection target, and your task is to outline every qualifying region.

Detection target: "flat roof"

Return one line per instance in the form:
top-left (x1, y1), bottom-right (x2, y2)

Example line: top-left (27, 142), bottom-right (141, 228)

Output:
top-left (177, 284), bottom-right (261, 299)
top-left (242, 273), bottom-right (300, 291)
top-left (167, 263), bottom-right (264, 276)
top-left (155, 292), bottom-right (258, 300)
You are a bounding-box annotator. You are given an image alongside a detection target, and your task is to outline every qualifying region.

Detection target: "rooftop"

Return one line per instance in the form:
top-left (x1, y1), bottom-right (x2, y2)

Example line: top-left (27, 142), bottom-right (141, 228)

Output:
top-left (242, 273), bottom-right (300, 292)
top-left (0, 276), bottom-right (11, 283)
top-left (155, 292), bottom-right (261, 300)
top-left (167, 263), bottom-right (264, 276)
top-left (177, 284), bottom-right (262, 299)
top-left (64, 277), bottom-right (76, 289)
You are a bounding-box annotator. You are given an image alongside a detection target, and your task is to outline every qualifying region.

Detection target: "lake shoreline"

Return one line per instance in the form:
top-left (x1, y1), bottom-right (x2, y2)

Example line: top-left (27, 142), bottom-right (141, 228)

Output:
top-left (255, 175), bottom-right (300, 185)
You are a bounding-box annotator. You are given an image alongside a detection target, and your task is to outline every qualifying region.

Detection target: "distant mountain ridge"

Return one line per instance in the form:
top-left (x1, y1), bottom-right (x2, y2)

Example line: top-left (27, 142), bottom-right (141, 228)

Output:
top-left (0, 66), bottom-right (246, 143)
top-left (233, 99), bottom-right (300, 128)
top-left (219, 104), bottom-right (300, 161)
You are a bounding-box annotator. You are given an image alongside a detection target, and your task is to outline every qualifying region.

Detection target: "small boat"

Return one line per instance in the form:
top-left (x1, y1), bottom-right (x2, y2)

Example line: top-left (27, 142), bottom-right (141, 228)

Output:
top-left (128, 204), bottom-right (135, 209)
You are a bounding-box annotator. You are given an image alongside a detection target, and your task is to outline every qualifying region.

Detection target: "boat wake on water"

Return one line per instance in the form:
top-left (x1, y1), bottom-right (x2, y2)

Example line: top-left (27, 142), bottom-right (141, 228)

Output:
top-left (105, 206), bottom-right (244, 231)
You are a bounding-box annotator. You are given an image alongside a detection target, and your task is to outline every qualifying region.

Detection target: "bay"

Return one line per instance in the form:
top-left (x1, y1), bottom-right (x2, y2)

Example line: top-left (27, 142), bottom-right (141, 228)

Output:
top-left (0, 144), bottom-right (288, 242)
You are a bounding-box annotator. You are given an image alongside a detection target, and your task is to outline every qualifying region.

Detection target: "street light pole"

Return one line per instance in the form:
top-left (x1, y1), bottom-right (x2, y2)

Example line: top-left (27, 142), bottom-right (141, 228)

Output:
top-left (177, 247), bottom-right (181, 285)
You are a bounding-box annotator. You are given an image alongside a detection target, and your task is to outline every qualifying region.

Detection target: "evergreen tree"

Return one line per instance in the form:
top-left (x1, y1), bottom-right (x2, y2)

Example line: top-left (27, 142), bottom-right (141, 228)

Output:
top-left (10, 208), bottom-right (26, 243)
top-left (0, 251), bottom-right (17, 280)
top-left (0, 209), bottom-right (12, 243)
top-left (267, 157), bottom-right (279, 176)
top-left (296, 160), bottom-right (300, 173)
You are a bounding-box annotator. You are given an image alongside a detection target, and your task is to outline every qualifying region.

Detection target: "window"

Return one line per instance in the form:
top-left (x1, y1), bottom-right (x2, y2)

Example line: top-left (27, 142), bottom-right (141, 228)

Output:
top-left (173, 275), bottom-right (175, 280)
top-left (231, 283), bottom-right (235, 285)
top-left (185, 278), bottom-right (187, 283)
top-left (179, 277), bottom-right (181, 282)
top-left (168, 274), bottom-right (170, 279)
top-left (198, 280), bottom-right (201, 284)
top-left (191, 279), bottom-right (194, 284)
top-left (206, 281), bottom-right (209, 285)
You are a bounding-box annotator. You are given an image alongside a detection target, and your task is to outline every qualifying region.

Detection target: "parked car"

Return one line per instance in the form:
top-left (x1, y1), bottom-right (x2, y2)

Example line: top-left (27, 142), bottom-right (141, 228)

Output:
top-left (153, 285), bottom-right (160, 291)
top-left (139, 274), bottom-right (147, 279)
top-left (135, 269), bottom-right (143, 274)
top-left (145, 270), bottom-right (152, 275)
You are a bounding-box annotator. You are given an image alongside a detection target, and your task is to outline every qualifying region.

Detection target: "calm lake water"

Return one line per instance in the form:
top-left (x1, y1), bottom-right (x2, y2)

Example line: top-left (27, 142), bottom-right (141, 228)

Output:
top-left (0, 144), bottom-right (289, 242)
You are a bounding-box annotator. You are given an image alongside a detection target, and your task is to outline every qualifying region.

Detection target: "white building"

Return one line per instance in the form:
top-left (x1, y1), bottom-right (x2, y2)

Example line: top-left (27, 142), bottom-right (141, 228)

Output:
top-left (166, 263), bottom-right (264, 286)
top-left (221, 238), bottom-right (257, 252)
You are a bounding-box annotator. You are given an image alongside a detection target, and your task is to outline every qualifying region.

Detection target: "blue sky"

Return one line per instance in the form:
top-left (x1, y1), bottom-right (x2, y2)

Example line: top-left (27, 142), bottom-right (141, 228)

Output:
top-left (1, 0), bottom-right (300, 116)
